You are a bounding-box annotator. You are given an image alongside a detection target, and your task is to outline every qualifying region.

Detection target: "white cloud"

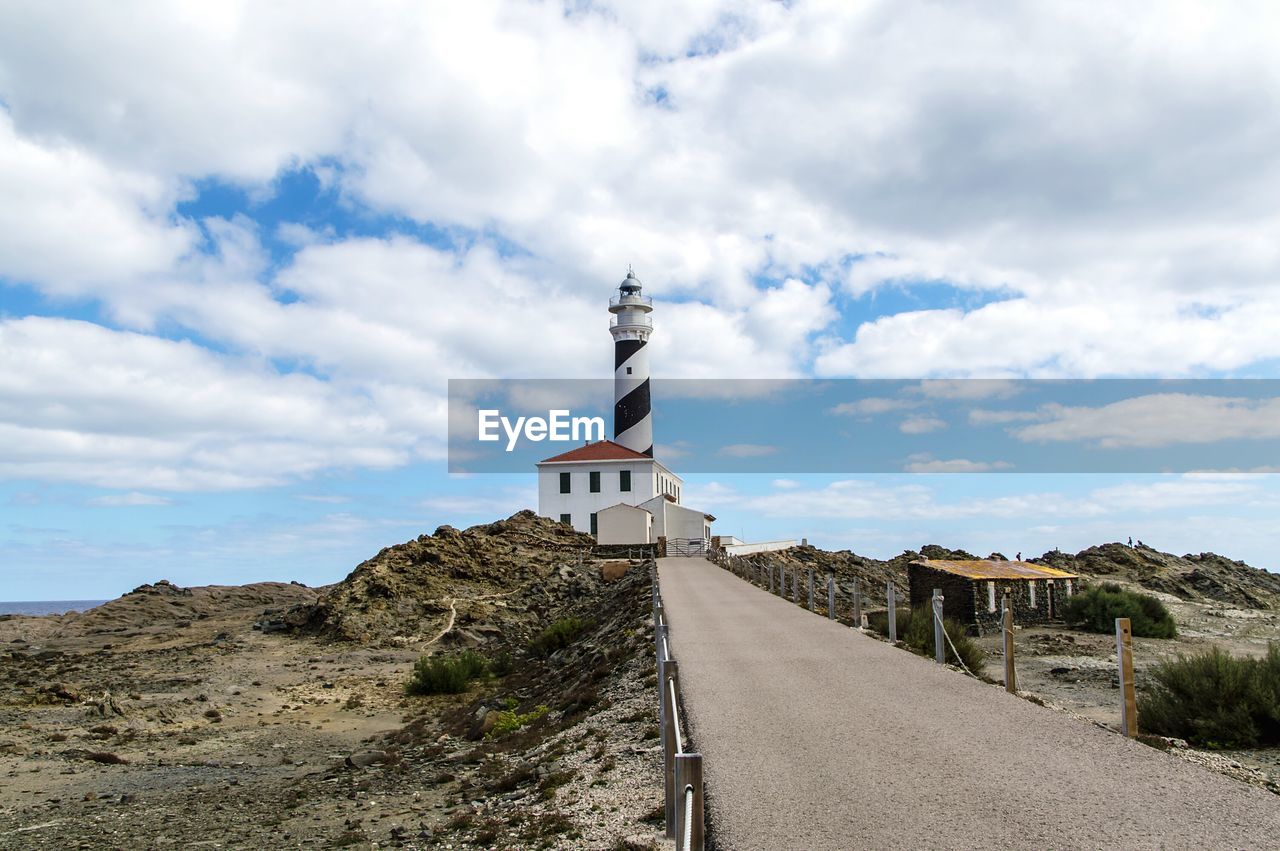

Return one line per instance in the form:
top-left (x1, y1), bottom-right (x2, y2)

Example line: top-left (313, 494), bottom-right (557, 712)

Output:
top-left (1010, 394), bottom-right (1280, 448)
top-left (718, 443), bottom-right (778, 458)
top-left (87, 492), bottom-right (174, 507)
top-left (899, 415), bottom-right (947, 434)
top-left (830, 397), bottom-right (920, 417)
top-left (911, 380), bottom-right (1021, 400)
top-left (903, 456), bottom-right (1013, 474)
top-left (968, 408), bottom-right (1044, 425)
top-left (4, 2), bottom-right (1280, 494)
top-left (0, 317), bottom-right (424, 490)
top-left (705, 473), bottom-right (1275, 523)
top-left (0, 111), bottom-right (195, 296)
top-left (654, 441), bottom-right (693, 460)
top-left (421, 487), bottom-right (537, 517)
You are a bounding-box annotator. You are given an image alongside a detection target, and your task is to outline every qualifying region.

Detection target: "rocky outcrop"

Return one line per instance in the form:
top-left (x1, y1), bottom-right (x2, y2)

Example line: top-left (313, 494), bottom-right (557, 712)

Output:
top-left (1036, 543), bottom-right (1280, 609)
top-left (737, 541), bottom-right (1279, 611)
top-left (285, 510), bottom-right (599, 646)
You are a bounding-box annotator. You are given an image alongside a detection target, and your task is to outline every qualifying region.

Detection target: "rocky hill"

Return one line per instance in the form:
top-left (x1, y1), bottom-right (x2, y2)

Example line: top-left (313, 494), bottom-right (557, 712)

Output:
top-left (279, 510), bottom-right (600, 647)
top-left (0, 580), bottom-right (320, 649)
top-left (1036, 542), bottom-right (1280, 610)
top-left (736, 541), bottom-right (1279, 611)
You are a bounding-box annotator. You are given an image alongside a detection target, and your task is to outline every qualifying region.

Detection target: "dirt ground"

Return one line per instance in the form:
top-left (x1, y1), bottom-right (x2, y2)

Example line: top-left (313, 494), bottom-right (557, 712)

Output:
top-left (0, 564), bottom-right (670, 850)
top-left (973, 582), bottom-right (1280, 790)
top-left (0, 595), bottom-right (439, 848)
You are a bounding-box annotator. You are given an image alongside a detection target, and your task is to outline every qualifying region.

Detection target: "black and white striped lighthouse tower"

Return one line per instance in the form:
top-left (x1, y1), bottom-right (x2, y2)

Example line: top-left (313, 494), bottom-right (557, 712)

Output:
top-left (608, 269), bottom-right (654, 456)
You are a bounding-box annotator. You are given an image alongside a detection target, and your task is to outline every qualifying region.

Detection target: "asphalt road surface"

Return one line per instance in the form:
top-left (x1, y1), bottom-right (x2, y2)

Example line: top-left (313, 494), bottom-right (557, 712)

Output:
top-left (656, 556), bottom-right (1280, 850)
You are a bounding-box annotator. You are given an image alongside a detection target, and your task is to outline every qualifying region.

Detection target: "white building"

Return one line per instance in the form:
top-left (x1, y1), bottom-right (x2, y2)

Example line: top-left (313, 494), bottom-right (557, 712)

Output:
top-left (640, 494), bottom-right (713, 542)
top-left (536, 439), bottom-right (685, 537)
top-left (536, 270), bottom-right (713, 545)
top-left (596, 502), bottom-right (653, 544)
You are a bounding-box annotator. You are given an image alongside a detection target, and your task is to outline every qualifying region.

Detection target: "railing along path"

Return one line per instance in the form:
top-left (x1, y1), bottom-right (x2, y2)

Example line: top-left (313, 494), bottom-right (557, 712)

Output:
top-left (652, 569), bottom-right (705, 851)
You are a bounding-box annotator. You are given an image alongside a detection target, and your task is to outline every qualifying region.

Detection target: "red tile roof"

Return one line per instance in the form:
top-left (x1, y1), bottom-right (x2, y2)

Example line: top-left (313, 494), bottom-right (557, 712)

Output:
top-left (538, 440), bottom-right (652, 463)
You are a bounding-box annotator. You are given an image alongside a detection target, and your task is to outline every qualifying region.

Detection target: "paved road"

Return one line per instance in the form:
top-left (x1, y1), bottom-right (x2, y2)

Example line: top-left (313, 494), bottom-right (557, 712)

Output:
top-left (657, 557), bottom-right (1280, 850)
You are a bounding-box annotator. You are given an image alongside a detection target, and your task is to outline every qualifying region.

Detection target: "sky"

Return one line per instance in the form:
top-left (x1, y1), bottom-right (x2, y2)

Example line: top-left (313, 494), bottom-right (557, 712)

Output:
top-left (3, 1), bottom-right (1280, 600)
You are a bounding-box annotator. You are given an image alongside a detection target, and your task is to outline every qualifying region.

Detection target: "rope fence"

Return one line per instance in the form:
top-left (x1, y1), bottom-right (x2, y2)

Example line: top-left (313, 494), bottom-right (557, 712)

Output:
top-left (705, 547), bottom-right (1146, 739)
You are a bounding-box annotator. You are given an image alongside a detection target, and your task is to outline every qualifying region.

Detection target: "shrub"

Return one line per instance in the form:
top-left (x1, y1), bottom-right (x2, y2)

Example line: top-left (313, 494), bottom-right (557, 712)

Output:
top-left (529, 616), bottom-right (594, 657)
top-left (902, 606), bottom-right (986, 673)
top-left (866, 607), bottom-right (913, 639)
top-left (1063, 583), bottom-right (1177, 638)
top-left (486, 704), bottom-right (549, 738)
top-left (1138, 644), bottom-right (1280, 749)
top-left (867, 606), bottom-right (985, 674)
top-left (405, 650), bottom-right (490, 695)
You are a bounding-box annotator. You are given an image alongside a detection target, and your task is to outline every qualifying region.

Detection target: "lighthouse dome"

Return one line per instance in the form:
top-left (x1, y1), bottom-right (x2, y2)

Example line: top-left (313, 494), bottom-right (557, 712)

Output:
top-left (619, 270), bottom-right (643, 294)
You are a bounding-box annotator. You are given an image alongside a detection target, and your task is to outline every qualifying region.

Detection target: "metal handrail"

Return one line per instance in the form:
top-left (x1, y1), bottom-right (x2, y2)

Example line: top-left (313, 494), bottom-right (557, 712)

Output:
top-left (669, 677), bottom-right (684, 754)
top-left (653, 567), bottom-right (704, 851)
top-left (682, 785), bottom-right (695, 851)
top-left (610, 293), bottom-right (653, 307)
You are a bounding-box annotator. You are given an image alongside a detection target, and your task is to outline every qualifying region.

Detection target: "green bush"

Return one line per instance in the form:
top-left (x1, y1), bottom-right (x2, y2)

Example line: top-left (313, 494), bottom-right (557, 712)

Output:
top-left (867, 606), bottom-right (985, 674)
top-left (487, 704), bottom-right (549, 738)
top-left (1139, 644), bottom-right (1280, 749)
top-left (405, 650), bottom-right (490, 695)
top-left (866, 607), bottom-right (913, 638)
top-left (1063, 582), bottom-right (1177, 638)
top-left (530, 616), bottom-right (593, 657)
top-left (902, 605), bottom-right (986, 673)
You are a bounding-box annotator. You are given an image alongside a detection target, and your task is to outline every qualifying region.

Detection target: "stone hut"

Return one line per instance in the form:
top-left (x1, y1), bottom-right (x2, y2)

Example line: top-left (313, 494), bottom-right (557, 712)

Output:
top-left (908, 559), bottom-right (1080, 634)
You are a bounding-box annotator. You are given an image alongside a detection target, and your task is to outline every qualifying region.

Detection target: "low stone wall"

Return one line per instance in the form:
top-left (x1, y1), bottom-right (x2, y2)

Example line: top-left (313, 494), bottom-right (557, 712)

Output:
top-left (593, 543), bottom-right (658, 561)
top-left (722, 540), bottom-right (799, 556)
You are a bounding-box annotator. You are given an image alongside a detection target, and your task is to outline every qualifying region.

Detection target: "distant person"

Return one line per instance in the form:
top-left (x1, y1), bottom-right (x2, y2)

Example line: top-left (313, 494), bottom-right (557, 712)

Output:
top-left (1128, 536), bottom-right (1133, 547)
top-left (1016, 551), bottom-right (1022, 561)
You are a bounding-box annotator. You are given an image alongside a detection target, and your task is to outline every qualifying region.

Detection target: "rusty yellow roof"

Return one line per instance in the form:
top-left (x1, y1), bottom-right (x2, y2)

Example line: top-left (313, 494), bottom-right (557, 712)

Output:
top-left (911, 559), bottom-right (1078, 580)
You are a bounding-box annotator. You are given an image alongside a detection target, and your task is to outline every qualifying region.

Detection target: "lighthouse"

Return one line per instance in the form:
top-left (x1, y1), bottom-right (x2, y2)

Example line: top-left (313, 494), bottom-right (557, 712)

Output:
top-left (608, 269), bottom-right (654, 456)
top-left (535, 269), bottom-right (713, 547)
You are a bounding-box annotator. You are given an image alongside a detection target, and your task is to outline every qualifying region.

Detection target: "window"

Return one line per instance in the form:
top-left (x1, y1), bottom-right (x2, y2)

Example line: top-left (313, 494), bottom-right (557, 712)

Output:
top-left (1028, 581), bottom-right (1037, 607)
top-left (559, 472), bottom-right (571, 494)
top-left (589, 471), bottom-right (601, 493)
top-left (619, 470), bottom-right (631, 492)
top-left (559, 513), bottom-right (571, 526)
top-left (589, 512), bottom-right (598, 536)
top-left (987, 581), bottom-right (997, 613)
top-left (626, 366), bottom-right (632, 374)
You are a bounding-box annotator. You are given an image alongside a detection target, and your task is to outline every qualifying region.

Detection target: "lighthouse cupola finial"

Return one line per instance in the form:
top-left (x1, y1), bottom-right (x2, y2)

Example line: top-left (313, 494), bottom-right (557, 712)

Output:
top-left (608, 268), bottom-right (654, 457)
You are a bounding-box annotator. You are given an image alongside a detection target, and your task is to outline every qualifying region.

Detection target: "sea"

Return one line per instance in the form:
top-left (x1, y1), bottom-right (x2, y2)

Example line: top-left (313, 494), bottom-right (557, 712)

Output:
top-left (0, 600), bottom-right (109, 616)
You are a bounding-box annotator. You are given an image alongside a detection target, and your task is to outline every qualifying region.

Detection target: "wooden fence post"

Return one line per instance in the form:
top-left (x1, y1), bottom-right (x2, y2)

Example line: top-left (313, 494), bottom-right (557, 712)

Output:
top-left (887, 581), bottom-right (897, 642)
top-left (932, 588), bottom-right (945, 664)
top-left (807, 569), bottom-right (815, 611)
top-left (1116, 618), bottom-right (1138, 737)
top-left (1003, 591), bottom-right (1016, 693)
top-left (852, 578), bottom-right (862, 628)
top-left (792, 570), bottom-right (799, 603)
top-left (663, 658), bottom-right (680, 837)
top-left (674, 752), bottom-right (704, 850)
top-left (827, 574), bottom-right (836, 620)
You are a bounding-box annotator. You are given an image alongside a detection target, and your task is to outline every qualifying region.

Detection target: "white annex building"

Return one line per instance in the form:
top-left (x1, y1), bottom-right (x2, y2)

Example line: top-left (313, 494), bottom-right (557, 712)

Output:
top-left (537, 271), bottom-right (714, 545)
